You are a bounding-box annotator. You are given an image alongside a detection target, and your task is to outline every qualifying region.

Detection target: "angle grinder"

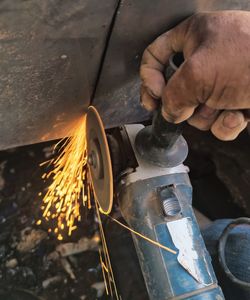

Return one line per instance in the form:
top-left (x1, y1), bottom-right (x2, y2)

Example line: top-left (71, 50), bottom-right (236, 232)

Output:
top-left (86, 53), bottom-right (225, 300)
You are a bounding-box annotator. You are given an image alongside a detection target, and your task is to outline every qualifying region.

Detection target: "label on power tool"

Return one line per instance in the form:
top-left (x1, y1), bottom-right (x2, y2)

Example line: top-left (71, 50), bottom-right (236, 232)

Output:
top-left (167, 218), bottom-right (212, 285)
top-left (155, 219), bottom-right (214, 295)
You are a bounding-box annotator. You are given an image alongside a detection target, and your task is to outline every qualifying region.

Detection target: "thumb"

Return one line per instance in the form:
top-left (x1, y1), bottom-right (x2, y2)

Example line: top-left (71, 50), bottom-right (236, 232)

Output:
top-left (162, 58), bottom-right (200, 123)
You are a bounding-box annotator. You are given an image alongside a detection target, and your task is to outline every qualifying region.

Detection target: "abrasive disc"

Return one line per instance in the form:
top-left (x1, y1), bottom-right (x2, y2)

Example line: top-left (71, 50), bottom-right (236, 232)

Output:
top-left (86, 106), bottom-right (113, 214)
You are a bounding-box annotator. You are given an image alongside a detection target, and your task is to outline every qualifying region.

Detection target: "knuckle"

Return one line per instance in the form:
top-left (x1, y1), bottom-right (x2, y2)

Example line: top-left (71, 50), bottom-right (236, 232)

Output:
top-left (191, 12), bottom-right (217, 36)
top-left (141, 47), bottom-right (153, 66)
top-left (183, 57), bottom-right (201, 83)
top-left (146, 43), bottom-right (155, 54)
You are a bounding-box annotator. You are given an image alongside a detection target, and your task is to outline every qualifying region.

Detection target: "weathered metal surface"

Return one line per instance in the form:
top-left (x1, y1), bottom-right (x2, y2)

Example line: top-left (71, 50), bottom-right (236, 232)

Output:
top-left (1, 0), bottom-right (250, 149)
top-left (0, 0), bottom-right (118, 149)
top-left (93, 0), bottom-right (250, 128)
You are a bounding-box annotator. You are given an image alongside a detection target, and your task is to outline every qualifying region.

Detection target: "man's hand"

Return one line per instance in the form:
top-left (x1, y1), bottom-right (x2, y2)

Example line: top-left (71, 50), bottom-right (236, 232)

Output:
top-left (140, 11), bottom-right (250, 141)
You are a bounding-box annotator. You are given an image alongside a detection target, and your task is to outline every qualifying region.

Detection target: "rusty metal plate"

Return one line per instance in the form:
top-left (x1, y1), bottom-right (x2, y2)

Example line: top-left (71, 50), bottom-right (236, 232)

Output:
top-left (0, 0), bottom-right (118, 150)
top-left (1, 0), bottom-right (250, 149)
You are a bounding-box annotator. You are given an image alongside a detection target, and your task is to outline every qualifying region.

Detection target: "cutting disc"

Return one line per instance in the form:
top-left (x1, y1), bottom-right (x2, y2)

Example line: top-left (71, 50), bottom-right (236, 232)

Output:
top-left (86, 106), bottom-right (113, 214)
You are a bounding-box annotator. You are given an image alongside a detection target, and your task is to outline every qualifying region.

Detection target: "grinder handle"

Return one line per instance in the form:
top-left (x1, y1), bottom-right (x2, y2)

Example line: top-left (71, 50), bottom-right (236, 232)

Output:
top-left (151, 53), bottom-right (184, 148)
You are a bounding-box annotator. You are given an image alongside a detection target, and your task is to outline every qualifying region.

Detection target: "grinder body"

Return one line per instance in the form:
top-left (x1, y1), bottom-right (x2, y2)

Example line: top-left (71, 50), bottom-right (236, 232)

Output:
top-left (88, 53), bottom-right (225, 299)
top-left (115, 124), bottom-right (224, 300)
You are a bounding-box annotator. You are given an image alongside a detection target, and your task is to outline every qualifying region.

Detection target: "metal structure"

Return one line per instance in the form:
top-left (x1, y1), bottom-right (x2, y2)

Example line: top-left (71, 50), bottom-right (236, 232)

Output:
top-left (1, 1), bottom-right (250, 149)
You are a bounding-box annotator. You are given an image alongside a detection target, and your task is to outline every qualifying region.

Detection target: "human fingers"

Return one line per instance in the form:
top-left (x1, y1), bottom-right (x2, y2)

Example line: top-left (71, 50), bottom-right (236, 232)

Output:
top-left (161, 58), bottom-right (201, 123)
top-left (211, 110), bottom-right (248, 141)
top-left (140, 17), bottom-right (193, 110)
top-left (140, 86), bottom-right (159, 111)
top-left (187, 105), bottom-right (219, 130)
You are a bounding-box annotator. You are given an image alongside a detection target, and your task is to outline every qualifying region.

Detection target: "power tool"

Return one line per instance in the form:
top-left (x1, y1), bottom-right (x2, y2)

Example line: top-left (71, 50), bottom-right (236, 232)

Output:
top-left (86, 54), bottom-right (225, 300)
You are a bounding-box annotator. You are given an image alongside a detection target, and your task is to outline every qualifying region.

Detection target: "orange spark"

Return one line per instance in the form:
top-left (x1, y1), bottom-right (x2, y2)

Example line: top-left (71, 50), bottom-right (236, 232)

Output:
top-left (38, 115), bottom-right (90, 239)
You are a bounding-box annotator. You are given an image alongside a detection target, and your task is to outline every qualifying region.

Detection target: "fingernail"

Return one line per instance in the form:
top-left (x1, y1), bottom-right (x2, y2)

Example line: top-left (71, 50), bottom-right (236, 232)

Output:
top-left (223, 112), bottom-right (243, 129)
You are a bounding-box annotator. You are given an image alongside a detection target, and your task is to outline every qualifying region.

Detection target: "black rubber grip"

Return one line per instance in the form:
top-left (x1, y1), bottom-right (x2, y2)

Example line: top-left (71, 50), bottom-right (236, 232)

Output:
top-left (151, 52), bottom-right (184, 148)
top-left (151, 110), bottom-right (183, 148)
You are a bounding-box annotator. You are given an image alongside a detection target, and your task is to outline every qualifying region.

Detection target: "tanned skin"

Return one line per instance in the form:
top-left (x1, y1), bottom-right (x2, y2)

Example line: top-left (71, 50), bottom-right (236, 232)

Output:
top-left (140, 11), bottom-right (250, 141)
